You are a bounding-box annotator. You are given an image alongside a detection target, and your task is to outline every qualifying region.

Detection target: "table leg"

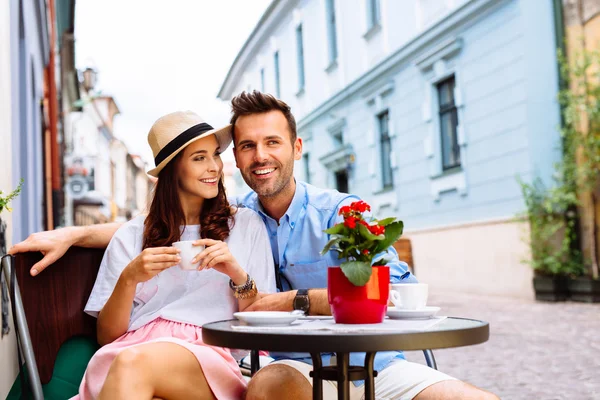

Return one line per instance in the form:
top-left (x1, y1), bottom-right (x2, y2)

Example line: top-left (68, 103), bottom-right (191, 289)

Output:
top-left (310, 353), bottom-right (323, 400)
top-left (336, 352), bottom-right (350, 400)
top-left (423, 349), bottom-right (438, 370)
top-left (250, 349), bottom-right (260, 376)
top-left (364, 352), bottom-right (376, 400)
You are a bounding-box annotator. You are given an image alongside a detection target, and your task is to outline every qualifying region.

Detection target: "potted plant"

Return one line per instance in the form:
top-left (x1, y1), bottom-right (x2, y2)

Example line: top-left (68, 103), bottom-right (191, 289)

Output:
top-left (519, 177), bottom-right (583, 301)
top-left (321, 200), bottom-right (404, 323)
top-left (0, 178), bottom-right (24, 253)
top-left (557, 48), bottom-right (600, 302)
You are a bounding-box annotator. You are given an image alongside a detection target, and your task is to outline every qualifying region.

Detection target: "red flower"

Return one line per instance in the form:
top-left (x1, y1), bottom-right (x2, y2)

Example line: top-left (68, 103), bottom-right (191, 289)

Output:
top-left (338, 205), bottom-right (352, 216)
top-left (362, 249), bottom-right (370, 255)
top-left (350, 200), bottom-right (371, 213)
top-left (344, 217), bottom-right (357, 229)
top-left (367, 224), bottom-right (385, 235)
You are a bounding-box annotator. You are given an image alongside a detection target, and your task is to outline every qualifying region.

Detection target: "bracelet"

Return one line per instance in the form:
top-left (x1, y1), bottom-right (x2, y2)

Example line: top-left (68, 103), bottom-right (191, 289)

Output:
top-left (229, 274), bottom-right (258, 299)
top-left (229, 274), bottom-right (252, 291)
top-left (234, 279), bottom-right (258, 299)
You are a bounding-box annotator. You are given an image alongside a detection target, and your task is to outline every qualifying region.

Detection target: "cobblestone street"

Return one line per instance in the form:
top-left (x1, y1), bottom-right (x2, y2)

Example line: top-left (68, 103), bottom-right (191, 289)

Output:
top-left (403, 292), bottom-right (600, 399)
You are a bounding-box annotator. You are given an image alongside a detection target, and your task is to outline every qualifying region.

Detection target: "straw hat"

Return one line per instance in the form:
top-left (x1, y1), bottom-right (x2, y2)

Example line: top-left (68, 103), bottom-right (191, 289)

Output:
top-left (146, 111), bottom-right (232, 177)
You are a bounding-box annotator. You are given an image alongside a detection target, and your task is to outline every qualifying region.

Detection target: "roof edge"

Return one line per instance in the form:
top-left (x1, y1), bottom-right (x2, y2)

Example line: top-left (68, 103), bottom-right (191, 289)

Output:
top-left (217, 0), bottom-right (298, 100)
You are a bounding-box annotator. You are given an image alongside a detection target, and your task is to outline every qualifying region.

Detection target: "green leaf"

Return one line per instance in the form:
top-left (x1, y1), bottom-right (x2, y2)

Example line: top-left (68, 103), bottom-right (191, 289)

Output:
top-left (324, 223), bottom-right (345, 235)
top-left (373, 258), bottom-right (388, 266)
top-left (377, 217), bottom-right (396, 226)
top-left (0, 178), bottom-right (24, 214)
top-left (320, 237), bottom-right (342, 256)
top-left (374, 221), bottom-right (404, 253)
top-left (341, 261), bottom-right (372, 286)
top-left (358, 223), bottom-right (384, 241)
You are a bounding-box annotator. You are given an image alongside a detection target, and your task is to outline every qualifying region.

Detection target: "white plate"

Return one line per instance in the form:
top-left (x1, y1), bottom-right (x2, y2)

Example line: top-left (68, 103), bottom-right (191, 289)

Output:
top-left (387, 306), bottom-right (441, 319)
top-left (233, 311), bottom-right (300, 326)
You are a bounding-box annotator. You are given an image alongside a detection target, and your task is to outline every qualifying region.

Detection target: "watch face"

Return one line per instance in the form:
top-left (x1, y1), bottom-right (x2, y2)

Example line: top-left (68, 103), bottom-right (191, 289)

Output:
top-left (294, 296), bottom-right (310, 311)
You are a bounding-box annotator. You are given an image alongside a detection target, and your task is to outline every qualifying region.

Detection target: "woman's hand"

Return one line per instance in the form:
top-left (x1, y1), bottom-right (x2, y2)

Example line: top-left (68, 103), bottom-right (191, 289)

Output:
top-left (121, 247), bottom-right (181, 285)
top-left (192, 239), bottom-right (246, 284)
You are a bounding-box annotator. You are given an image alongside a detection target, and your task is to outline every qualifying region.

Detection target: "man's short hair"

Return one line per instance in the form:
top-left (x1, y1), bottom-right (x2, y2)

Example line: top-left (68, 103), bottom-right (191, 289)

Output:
top-left (230, 90), bottom-right (297, 144)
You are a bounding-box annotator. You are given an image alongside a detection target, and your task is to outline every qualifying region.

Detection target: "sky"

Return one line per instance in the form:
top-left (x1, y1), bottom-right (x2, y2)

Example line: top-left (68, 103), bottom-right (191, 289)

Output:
top-left (74, 0), bottom-right (271, 165)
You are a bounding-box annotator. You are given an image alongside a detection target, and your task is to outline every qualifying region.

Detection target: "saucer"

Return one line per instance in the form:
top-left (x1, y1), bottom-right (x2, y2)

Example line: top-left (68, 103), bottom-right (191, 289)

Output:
top-left (233, 311), bottom-right (300, 326)
top-left (387, 306), bottom-right (441, 319)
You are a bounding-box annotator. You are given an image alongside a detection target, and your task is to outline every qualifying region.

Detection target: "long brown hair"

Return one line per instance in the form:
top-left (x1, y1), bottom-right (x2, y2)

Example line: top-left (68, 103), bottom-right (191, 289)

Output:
top-left (143, 152), bottom-right (234, 249)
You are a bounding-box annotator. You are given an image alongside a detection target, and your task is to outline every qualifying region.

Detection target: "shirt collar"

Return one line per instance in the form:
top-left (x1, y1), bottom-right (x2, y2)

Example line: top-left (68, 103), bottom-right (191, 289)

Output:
top-left (253, 180), bottom-right (307, 228)
top-left (284, 180), bottom-right (306, 229)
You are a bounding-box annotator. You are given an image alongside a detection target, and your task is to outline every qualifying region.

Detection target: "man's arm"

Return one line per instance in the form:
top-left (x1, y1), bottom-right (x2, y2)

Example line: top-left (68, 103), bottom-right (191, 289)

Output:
top-left (244, 289), bottom-right (331, 315)
top-left (8, 223), bottom-right (122, 276)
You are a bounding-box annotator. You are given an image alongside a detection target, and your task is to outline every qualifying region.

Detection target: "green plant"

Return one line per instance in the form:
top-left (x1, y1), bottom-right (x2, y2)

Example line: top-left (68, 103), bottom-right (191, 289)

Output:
top-left (320, 200), bottom-right (404, 286)
top-left (519, 47), bottom-right (600, 279)
top-left (518, 177), bottom-right (583, 276)
top-left (0, 179), bottom-right (24, 214)
top-left (557, 48), bottom-right (600, 279)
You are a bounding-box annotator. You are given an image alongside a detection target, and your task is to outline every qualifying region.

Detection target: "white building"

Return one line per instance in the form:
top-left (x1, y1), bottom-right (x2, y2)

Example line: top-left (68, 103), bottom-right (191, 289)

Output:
top-left (219, 0), bottom-right (565, 298)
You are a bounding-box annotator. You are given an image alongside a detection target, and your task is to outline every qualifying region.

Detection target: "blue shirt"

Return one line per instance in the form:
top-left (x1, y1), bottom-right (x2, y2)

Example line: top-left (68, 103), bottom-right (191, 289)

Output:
top-left (235, 181), bottom-right (418, 382)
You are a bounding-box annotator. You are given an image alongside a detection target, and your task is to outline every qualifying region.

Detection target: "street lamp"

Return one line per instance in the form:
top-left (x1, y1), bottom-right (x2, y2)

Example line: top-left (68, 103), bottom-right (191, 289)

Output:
top-left (82, 67), bottom-right (97, 92)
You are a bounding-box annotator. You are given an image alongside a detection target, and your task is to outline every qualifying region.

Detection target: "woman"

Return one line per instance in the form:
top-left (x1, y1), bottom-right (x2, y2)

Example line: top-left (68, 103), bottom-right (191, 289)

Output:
top-left (74, 111), bottom-right (276, 400)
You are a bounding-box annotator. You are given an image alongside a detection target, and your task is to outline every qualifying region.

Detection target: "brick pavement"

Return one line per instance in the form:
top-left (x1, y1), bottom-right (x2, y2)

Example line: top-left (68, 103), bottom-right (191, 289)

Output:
top-left (403, 292), bottom-right (600, 399)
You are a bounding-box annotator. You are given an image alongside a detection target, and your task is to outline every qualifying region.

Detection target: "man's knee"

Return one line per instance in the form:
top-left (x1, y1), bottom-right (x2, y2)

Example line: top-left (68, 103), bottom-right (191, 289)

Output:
top-left (416, 380), bottom-right (499, 400)
top-left (245, 364), bottom-right (311, 400)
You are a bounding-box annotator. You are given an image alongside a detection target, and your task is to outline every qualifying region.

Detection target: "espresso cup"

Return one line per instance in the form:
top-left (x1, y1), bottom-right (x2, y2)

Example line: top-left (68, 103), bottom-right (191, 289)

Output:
top-left (389, 283), bottom-right (428, 310)
top-left (172, 240), bottom-right (204, 271)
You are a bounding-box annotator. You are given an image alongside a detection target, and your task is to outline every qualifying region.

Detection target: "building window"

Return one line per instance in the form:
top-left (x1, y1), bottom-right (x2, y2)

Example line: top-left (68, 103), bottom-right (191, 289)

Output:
top-left (260, 68), bottom-right (265, 92)
top-left (329, 129), bottom-right (344, 149)
top-left (303, 153), bottom-right (310, 183)
top-left (325, 0), bottom-right (338, 65)
top-left (437, 76), bottom-right (460, 170)
top-left (335, 170), bottom-right (349, 193)
top-left (378, 110), bottom-right (393, 189)
top-left (274, 51), bottom-right (281, 98)
top-left (296, 24), bottom-right (306, 92)
top-left (366, 0), bottom-right (381, 30)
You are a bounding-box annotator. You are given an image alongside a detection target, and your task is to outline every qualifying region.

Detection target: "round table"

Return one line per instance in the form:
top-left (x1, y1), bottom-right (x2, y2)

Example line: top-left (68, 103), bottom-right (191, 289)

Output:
top-left (202, 317), bottom-right (489, 400)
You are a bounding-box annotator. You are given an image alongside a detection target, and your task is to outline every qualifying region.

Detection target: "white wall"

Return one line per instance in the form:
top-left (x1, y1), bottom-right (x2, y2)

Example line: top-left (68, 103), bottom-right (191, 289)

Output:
top-left (407, 218), bottom-right (534, 298)
top-left (111, 140), bottom-right (128, 211)
top-left (0, 2), bottom-right (18, 397)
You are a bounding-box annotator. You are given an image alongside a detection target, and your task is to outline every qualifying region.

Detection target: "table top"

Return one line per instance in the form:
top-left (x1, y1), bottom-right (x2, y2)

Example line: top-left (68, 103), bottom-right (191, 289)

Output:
top-left (202, 317), bottom-right (489, 353)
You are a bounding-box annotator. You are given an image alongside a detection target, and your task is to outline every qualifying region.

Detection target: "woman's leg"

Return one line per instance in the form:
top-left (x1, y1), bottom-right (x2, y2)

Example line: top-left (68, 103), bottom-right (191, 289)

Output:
top-left (98, 342), bottom-right (216, 400)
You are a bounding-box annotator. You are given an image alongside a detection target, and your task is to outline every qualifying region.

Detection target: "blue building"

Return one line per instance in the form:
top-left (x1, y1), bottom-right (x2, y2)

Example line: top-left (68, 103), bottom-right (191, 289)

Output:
top-left (218, 0), bottom-right (563, 298)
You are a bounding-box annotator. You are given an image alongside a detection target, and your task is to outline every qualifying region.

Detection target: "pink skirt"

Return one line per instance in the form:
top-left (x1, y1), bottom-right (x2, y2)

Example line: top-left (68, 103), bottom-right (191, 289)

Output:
top-left (72, 318), bottom-right (246, 400)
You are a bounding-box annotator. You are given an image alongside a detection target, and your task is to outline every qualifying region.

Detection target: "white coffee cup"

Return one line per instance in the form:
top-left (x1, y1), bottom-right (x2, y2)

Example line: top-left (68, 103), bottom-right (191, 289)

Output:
top-left (389, 283), bottom-right (428, 310)
top-left (172, 240), bottom-right (204, 271)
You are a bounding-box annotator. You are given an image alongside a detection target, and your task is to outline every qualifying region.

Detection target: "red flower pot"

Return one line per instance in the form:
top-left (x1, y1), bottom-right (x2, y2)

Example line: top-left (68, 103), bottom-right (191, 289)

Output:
top-left (327, 265), bottom-right (390, 324)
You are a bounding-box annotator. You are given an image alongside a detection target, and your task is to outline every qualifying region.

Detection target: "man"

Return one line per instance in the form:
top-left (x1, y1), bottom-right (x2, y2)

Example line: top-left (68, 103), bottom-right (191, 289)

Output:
top-left (10, 91), bottom-right (498, 400)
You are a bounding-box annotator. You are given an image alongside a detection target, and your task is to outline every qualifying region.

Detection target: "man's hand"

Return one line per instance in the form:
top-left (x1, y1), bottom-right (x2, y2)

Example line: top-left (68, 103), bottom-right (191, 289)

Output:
top-left (244, 291), bottom-right (296, 312)
top-left (245, 289), bottom-right (332, 315)
top-left (8, 228), bottom-right (79, 276)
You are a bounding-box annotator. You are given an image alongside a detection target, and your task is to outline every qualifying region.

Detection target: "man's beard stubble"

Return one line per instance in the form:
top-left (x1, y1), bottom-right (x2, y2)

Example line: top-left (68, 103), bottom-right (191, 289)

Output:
top-left (242, 161), bottom-right (294, 198)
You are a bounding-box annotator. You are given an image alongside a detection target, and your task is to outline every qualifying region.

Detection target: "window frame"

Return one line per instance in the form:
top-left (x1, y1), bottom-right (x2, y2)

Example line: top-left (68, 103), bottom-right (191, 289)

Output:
top-left (325, 0), bottom-right (338, 65)
top-left (302, 152), bottom-right (311, 184)
top-left (377, 110), bottom-right (394, 190)
top-left (274, 51), bottom-right (281, 98)
top-left (366, 0), bottom-right (381, 30)
top-left (296, 24), bottom-right (306, 92)
top-left (437, 76), bottom-right (461, 171)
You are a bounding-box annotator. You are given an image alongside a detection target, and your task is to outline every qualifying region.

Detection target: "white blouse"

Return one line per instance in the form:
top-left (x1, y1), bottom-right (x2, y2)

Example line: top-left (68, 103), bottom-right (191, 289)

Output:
top-left (84, 207), bottom-right (276, 331)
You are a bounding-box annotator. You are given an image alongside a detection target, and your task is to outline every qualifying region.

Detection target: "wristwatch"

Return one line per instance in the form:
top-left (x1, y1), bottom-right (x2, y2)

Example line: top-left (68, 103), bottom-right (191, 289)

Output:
top-left (293, 289), bottom-right (310, 314)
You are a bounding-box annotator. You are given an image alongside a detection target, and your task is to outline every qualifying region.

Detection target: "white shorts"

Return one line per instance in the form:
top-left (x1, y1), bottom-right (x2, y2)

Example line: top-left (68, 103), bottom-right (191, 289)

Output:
top-left (271, 359), bottom-right (456, 400)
